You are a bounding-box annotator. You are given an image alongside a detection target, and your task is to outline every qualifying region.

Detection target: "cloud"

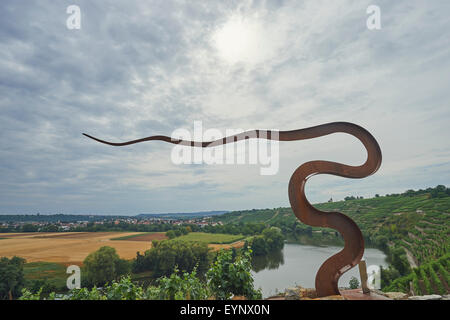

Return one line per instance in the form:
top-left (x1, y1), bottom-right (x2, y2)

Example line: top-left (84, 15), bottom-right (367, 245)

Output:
top-left (0, 0), bottom-right (449, 214)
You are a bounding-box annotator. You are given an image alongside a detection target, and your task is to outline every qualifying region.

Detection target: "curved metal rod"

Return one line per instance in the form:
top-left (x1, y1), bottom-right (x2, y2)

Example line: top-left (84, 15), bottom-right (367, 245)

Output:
top-left (83, 121), bottom-right (382, 297)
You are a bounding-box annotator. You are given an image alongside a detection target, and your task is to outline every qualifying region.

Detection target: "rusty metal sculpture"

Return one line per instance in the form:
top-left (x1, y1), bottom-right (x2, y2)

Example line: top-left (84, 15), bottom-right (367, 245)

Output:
top-left (84, 121), bottom-right (382, 297)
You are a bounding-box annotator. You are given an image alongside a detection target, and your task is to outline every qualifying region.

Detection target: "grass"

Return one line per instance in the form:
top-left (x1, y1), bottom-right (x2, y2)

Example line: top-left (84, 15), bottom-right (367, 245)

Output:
top-left (110, 232), bottom-right (154, 240)
top-left (175, 232), bottom-right (245, 244)
top-left (23, 262), bottom-right (68, 291)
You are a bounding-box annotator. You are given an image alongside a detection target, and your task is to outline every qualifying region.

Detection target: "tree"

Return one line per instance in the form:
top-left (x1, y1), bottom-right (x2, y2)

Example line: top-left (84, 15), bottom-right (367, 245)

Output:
top-left (22, 224), bottom-right (38, 232)
top-left (389, 248), bottom-right (410, 276)
top-left (166, 230), bottom-right (176, 239)
top-left (83, 246), bottom-right (130, 287)
top-left (0, 256), bottom-right (26, 300)
top-left (349, 276), bottom-right (360, 289)
top-left (132, 240), bottom-right (211, 277)
top-left (206, 247), bottom-right (262, 300)
top-left (262, 227), bottom-right (284, 251)
top-left (249, 236), bottom-right (268, 256)
top-left (153, 266), bottom-right (209, 300)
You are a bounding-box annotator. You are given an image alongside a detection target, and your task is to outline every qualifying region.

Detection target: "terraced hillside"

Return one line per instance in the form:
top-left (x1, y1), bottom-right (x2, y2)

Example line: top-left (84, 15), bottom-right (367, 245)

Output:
top-left (385, 253), bottom-right (450, 295)
top-left (213, 186), bottom-right (450, 269)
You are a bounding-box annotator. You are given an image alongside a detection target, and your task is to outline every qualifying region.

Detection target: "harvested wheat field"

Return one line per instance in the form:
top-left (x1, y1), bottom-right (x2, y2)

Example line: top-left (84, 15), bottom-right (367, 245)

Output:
top-left (110, 232), bottom-right (168, 241)
top-left (208, 241), bottom-right (245, 251)
top-left (0, 232), bottom-right (152, 264)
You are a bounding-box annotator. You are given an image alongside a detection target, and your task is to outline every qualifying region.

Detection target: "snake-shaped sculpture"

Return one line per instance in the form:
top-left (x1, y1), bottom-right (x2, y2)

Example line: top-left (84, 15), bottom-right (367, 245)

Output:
top-left (84, 121), bottom-right (382, 297)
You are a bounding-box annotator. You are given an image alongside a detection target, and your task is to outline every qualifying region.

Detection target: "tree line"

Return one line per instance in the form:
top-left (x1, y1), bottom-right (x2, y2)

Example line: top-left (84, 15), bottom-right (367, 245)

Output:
top-left (17, 247), bottom-right (262, 300)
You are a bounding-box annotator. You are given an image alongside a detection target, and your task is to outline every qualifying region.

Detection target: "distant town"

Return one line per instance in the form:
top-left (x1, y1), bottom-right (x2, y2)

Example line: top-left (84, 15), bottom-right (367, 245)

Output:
top-left (0, 212), bottom-right (226, 232)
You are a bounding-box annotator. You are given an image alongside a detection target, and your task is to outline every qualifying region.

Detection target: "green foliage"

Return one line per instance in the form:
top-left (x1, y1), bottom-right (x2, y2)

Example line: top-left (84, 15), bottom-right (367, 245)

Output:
top-left (249, 236), bottom-right (268, 256)
top-left (20, 248), bottom-right (263, 301)
top-left (430, 185), bottom-right (449, 198)
top-left (22, 224), bottom-right (39, 232)
top-left (427, 264), bottom-right (446, 295)
top-left (166, 230), bottom-right (176, 239)
top-left (388, 247), bottom-right (411, 276)
top-left (213, 186), bottom-right (450, 268)
top-left (383, 253), bottom-right (449, 295)
top-left (206, 247), bottom-right (262, 300)
top-left (20, 276), bottom-right (146, 300)
top-left (349, 276), bottom-right (359, 289)
top-left (149, 266), bottom-right (209, 300)
top-left (248, 227), bottom-right (285, 256)
top-left (110, 232), bottom-right (162, 241)
top-left (0, 256), bottom-right (26, 300)
top-left (420, 267), bottom-right (432, 294)
top-left (132, 240), bottom-right (211, 277)
top-left (83, 246), bottom-right (131, 287)
top-left (23, 262), bottom-right (67, 294)
top-left (380, 265), bottom-right (400, 289)
top-left (262, 227), bottom-right (284, 251)
top-left (175, 232), bottom-right (245, 244)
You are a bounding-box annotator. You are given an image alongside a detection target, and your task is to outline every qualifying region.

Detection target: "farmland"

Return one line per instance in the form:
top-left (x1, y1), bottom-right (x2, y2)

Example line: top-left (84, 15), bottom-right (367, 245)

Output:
top-left (0, 231), bottom-right (245, 265)
top-left (175, 232), bottom-right (245, 244)
top-left (385, 253), bottom-right (450, 295)
top-left (0, 232), bottom-right (152, 264)
top-left (23, 262), bottom-right (68, 291)
top-left (110, 232), bottom-right (167, 241)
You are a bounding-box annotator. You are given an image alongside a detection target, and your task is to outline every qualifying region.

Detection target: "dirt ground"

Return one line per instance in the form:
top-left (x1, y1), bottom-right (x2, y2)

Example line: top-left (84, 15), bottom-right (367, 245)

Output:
top-left (0, 232), bottom-right (152, 265)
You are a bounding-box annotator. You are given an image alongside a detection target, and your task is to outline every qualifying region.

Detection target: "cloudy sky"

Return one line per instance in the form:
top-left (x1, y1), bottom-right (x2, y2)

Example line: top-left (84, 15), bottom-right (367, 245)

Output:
top-left (0, 0), bottom-right (449, 215)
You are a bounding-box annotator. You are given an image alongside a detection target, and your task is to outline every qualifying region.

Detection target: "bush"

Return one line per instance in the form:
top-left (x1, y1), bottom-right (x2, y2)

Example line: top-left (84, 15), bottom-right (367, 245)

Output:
top-left (132, 240), bottom-right (211, 277)
top-left (349, 276), bottom-right (360, 289)
top-left (248, 227), bottom-right (284, 256)
top-left (0, 256), bottom-right (26, 300)
top-left (83, 246), bottom-right (130, 287)
top-left (20, 248), bottom-right (263, 301)
top-left (149, 266), bottom-right (209, 300)
top-left (166, 230), bottom-right (176, 239)
top-left (206, 247), bottom-right (262, 300)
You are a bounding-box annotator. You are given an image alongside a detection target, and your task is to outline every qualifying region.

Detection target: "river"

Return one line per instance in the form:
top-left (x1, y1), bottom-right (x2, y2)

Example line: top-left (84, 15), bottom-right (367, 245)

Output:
top-left (251, 243), bottom-right (389, 298)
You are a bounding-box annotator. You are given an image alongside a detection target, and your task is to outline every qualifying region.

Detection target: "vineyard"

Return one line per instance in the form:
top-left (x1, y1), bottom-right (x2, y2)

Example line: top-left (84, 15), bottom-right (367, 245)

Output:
top-left (385, 253), bottom-right (450, 295)
top-left (212, 186), bottom-right (450, 292)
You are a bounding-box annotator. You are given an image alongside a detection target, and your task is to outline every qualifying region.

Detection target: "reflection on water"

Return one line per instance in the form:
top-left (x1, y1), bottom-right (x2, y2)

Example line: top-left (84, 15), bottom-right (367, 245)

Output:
top-left (251, 243), bottom-right (388, 298)
top-left (251, 249), bottom-right (284, 272)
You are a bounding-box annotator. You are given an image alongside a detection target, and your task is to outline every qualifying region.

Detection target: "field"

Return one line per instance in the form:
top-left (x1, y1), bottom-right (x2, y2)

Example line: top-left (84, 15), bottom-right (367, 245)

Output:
top-left (385, 253), bottom-right (450, 295)
top-left (0, 231), bottom-right (245, 265)
top-left (110, 232), bottom-right (167, 241)
top-left (0, 232), bottom-right (152, 265)
top-left (23, 262), bottom-right (68, 290)
top-left (175, 232), bottom-right (245, 244)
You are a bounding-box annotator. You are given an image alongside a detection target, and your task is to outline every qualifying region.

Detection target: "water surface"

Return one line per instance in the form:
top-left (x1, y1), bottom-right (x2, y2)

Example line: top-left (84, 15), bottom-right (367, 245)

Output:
top-left (251, 243), bottom-right (388, 298)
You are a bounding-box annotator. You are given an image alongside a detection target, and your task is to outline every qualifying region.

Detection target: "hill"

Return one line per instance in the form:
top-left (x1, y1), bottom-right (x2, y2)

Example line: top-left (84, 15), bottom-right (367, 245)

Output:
top-left (137, 210), bottom-right (228, 219)
top-left (384, 253), bottom-right (449, 295)
top-left (212, 185), bottom-right (450, 290)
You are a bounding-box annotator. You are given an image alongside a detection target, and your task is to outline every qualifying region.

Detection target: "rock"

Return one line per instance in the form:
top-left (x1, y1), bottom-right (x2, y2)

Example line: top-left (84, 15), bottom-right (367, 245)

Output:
top-left (314, 295), bottom-right (345, 300)
top-left (284, 287), bottom-right (301, 300)
top-left (441, 295), bottom-right (450, 300)
top-left (408, 295), bottom-right (442, 300)
top-left (299, 288), bottom-right (318, 299)
top-left (265, 295), bottom-right (286, 300)
top-left (384, 292), bottom-right (408, 300)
